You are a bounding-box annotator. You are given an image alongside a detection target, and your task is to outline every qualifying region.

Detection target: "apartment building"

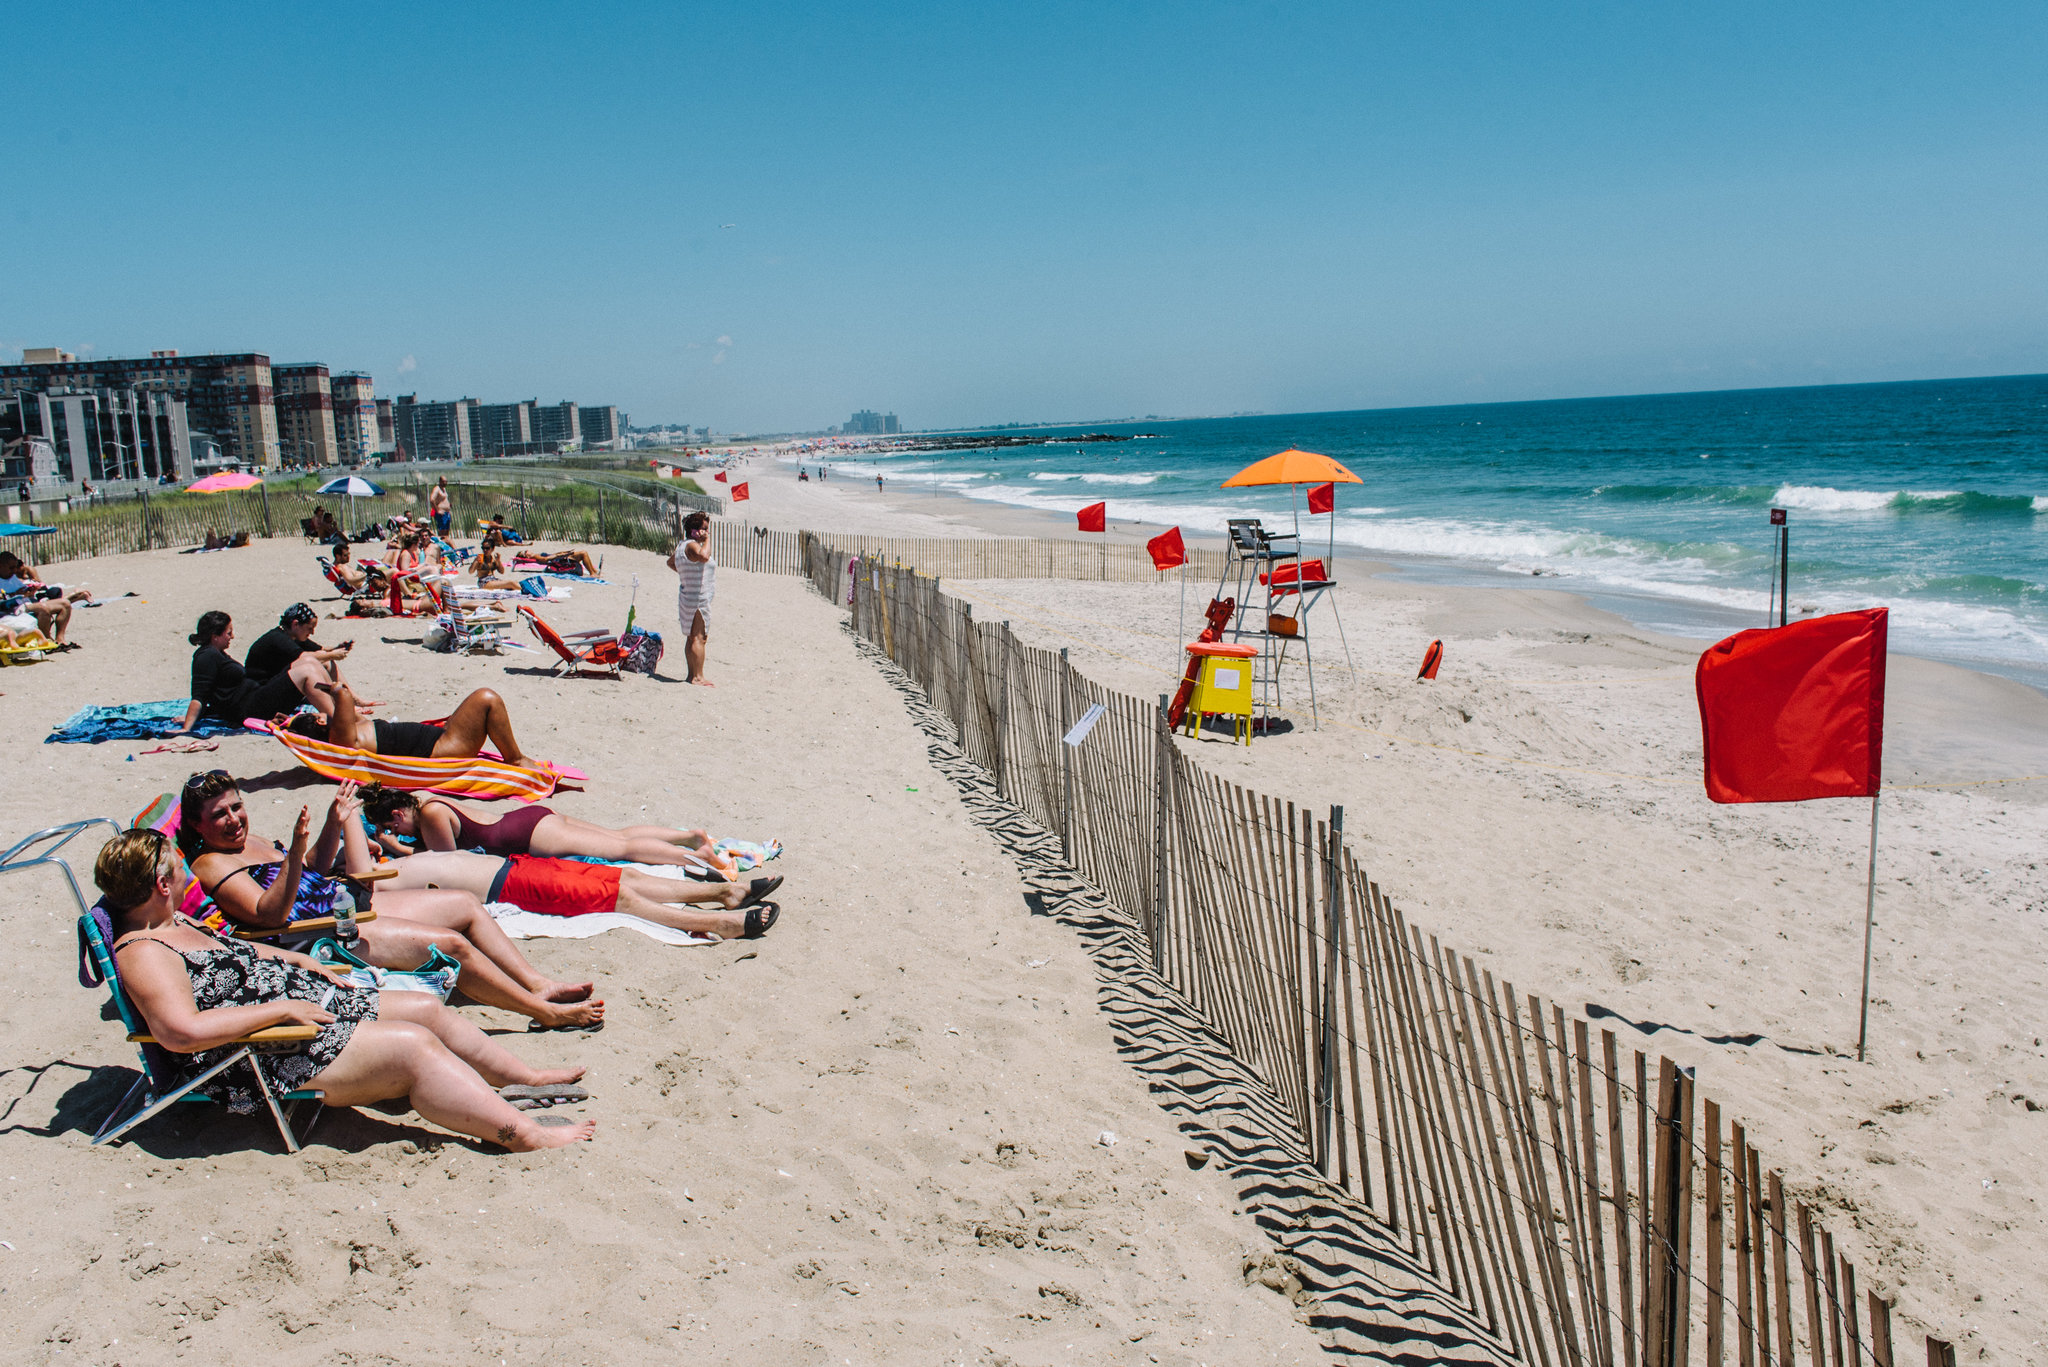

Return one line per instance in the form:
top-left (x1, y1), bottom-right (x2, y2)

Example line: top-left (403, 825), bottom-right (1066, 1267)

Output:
top-left (0, 386), bottom-right (191, 485)
top-left (273, 363), bottom-right (340, 467)
top-left (470, 400), bottom-right (533, 456)
top-left (331, 373), bottom-right (379, 464)
top-left (393, 395), bottom-right (475, 460)
top-left (374, 398), bottom-right (396, 454)
top-left (578, 405), bottom-right (625, 451)
top-left (0, 349), bottom-right (277, 466)
top-left (531, 400), bottom-right (580, 450)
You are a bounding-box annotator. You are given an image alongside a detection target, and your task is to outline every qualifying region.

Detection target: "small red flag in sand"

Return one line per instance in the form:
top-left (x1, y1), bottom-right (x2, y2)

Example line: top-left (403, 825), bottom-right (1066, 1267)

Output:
top-left (731, 482), bottom-right (750, 503)
top-left (1696, 608), bottom-right (1886, 803)
top-left (714, 470), bottom-right (728, 483)
top-left (1077, 502), bottom-right (1106, 533)
top-left (1307, 481), bottom-right (1335, 514)
top-left (1146, 526), bottom-right (1186, 570)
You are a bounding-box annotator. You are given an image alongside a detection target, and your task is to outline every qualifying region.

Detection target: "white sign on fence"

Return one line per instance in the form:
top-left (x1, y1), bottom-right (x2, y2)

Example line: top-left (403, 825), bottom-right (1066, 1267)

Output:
top-left (1062, 702), bottom-right (1108, 748)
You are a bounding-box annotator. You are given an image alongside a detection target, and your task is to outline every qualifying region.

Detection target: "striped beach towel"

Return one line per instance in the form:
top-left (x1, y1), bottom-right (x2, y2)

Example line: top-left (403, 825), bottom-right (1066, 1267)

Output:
top-left (255, 721), bottom-right (561, 802)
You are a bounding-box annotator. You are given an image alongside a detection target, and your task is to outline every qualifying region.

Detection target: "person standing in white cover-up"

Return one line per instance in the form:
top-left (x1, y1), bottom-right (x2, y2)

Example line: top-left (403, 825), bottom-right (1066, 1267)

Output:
top-left (667, 510), bottom-right (716, 686)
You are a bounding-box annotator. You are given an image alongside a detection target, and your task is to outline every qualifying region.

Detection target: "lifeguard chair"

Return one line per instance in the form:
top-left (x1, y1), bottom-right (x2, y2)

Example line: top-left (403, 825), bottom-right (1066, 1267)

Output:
top-left (1216, 518), bottom-right (1335, 729)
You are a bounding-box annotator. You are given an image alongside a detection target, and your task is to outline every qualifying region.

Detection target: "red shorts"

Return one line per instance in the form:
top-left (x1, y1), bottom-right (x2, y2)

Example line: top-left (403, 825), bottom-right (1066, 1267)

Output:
top-left (497, 855), bottom-right (620, 917)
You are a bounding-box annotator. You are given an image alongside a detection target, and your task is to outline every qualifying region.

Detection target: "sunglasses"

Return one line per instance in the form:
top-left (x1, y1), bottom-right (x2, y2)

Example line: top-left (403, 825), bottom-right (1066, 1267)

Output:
top-left (182, 769), bottom-right (234, 793)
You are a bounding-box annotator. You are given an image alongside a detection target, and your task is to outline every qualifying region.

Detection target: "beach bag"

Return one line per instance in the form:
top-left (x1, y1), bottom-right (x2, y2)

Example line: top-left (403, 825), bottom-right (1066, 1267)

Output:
top-left (620, 627), bottom-right (664, 674)
top-left (313, 938), bottom-right (460, 1000)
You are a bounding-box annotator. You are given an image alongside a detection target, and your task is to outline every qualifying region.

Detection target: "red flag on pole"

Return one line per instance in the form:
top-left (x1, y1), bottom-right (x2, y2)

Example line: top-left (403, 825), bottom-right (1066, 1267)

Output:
top-left (731, 482), bottom-right (750, 503)
top-left (1307, 481), bottom-right (1335, 515)
top-left (1695, 608), bottom-right (1887, 803)
top-left (714, 470), bottom-right (728, 483)
top-left (1146, 526), bottom-right (1186, 570)
top-left (1077, 502), bottom-right (1106, 533)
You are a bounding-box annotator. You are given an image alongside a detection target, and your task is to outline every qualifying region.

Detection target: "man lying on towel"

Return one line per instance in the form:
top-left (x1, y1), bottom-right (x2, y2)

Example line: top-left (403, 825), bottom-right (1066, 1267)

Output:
top-left (282, 683), bottom-right (549, 775)
top-left (381, 849), bottom-right (783, 941)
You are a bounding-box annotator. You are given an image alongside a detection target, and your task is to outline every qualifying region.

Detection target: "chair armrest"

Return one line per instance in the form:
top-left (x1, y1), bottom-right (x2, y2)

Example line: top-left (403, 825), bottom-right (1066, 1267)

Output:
top-left (126, 1024), bottom-right (321, 1045)
top-left (232, 909), bottom-right (380, 939)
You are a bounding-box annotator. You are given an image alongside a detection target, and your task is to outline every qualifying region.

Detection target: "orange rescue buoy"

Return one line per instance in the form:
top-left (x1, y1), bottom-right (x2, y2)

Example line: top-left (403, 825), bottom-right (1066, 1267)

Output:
top-left (1417, 639), bottom-right (1443, 681)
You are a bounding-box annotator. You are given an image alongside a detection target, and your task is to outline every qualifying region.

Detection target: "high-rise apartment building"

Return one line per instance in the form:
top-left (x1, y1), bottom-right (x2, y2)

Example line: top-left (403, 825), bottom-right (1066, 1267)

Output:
top-left (374, 398), bottom-right (396, 454)
top-left (273, 363), bottom-right (340, 467)
top-left (531, 400), bottom-right (580, 450)
top-left (470, 401), bottom-right (533, 456)
top-left (0, 387), bottom-right (190, 485)
top-left (330, 373), bottom-right (379, 464)
top-left (578, 405), bottom-right (625, 451)
top-left (0, 349), bottom-right (278, 467)
top-left (845, 409), bottom-right (900, 435)
top-left (393, 395), bottom-right (475, 460)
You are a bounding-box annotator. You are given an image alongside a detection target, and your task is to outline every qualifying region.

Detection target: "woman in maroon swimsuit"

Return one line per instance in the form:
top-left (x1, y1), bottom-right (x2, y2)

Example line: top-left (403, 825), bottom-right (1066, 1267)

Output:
top-left (360, 788), bottom-right (735, 876)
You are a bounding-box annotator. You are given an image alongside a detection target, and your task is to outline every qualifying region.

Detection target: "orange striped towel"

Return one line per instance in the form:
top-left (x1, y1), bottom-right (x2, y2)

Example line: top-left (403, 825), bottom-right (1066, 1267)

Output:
top-left (256, 720), bottom-right (559, 802)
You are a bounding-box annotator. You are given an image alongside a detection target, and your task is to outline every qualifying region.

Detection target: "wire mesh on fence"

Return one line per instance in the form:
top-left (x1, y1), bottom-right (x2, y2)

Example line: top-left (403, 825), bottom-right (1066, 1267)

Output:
top-left (829, 548), bottom-right (1948, 1367)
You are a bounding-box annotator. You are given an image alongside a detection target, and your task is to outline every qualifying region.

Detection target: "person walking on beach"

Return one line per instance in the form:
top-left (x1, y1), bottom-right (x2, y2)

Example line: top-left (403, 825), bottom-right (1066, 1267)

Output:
top-left (875, 474), bottom-right (884, 493)
top-left (429, 477), bottom-right (452, 536)
top-left (668, 509), bottom-right (716, 686)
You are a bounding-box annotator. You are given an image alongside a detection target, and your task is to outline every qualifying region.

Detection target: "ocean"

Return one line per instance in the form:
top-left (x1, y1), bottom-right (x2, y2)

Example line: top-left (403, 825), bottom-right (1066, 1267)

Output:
top-left (810, 374), bottom-right (2048, 688)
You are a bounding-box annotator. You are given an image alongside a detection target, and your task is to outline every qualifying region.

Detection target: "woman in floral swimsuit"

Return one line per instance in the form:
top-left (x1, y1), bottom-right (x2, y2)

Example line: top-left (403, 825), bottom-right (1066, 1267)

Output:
top-left (97, 829), bottom-right (593, 1151)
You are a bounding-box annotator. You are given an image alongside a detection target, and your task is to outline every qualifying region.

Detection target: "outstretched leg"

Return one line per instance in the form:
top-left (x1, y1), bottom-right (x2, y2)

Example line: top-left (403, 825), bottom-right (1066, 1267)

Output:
top-left (379, 886), bottom-right (596, 1004)
top-left (306, 1020), bottom-right (594, 1150)
top-left (531, 814), bottom-right (728, 874)
top-left (434, 688), bottom-right (540, 770)
top-left (357, 913), bottom-right (603, 1029)
top-left (374, 990), bottom-right (584, 1087)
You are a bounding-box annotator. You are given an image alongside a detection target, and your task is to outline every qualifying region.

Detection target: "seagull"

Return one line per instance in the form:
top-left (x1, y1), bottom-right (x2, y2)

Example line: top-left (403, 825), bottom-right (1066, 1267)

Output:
top-left (720, 223), bottom-right (736, 229)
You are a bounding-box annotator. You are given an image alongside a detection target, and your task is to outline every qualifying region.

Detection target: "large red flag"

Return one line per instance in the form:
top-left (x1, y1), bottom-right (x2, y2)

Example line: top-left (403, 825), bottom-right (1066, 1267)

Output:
top-left (1695, 608), bottom-right (1887, 803)
top-left (1146, 526), bottom-right (1186, 570)
top-left (1077, 502), bottom-right (1106, 533)
top-left (730, 482), bottom-right (750, 503)
top-left (714, 470), bottom-right (728, 483)
top-left (1307, 481), bottom-right (1335, 514)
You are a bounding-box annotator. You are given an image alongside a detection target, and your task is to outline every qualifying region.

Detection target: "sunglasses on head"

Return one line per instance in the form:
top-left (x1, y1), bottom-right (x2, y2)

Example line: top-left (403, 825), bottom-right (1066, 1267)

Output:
top-left (182, 769), bottom-right (234, 793)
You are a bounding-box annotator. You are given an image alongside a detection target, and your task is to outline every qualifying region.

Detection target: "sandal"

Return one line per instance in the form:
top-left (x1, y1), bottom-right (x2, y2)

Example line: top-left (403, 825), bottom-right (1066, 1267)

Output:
top-left (738, 875), bottom-right (783, 908)
top-left (742, 901), bottom-right (780, 938)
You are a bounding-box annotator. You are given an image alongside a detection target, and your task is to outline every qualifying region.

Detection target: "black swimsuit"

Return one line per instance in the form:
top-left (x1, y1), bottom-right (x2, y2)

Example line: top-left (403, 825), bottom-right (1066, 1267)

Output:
top-left (373, 719), bottom-right (445, 758)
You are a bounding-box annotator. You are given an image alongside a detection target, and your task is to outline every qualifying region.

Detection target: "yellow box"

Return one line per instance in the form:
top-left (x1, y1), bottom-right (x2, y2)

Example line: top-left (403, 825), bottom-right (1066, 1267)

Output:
top-left (1187, 653), bottom-right (1254, 744)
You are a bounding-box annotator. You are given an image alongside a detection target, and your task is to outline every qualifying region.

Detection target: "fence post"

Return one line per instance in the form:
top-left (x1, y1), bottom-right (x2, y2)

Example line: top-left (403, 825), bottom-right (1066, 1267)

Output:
top-left (598, 489), bottom-right (606, 544)
top-left (995, 623), bottom-right (1013, 799)
top-left (138, 489), bottom-right (150, 551)
top-left (1317, 805), bottom-right (1345, 1172)
top-left (1646, 1059), bottom-right (1697, 1367)
top-left (1059, 646), bottom-right (1072, 864)
top-left (260, 482), bottom-right (273, 539)
top-left (1150, 693), bottom-right (1170, 966)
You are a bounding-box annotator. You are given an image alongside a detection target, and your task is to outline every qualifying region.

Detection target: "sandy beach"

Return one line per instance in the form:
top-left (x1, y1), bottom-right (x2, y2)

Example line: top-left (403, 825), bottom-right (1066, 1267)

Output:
top-left (0, 539), bottom-right (1332, 1365)
top-left (729, 453), bottom-right (2048, 1360)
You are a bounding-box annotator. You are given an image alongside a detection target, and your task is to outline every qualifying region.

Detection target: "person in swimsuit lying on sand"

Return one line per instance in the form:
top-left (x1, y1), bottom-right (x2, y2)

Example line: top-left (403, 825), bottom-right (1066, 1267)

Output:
top-left (381, 849), bottom-right (783, 940)
top-left (360, 786), bottom-right (737, 876)
top-left (281, 682), bottom-right (551, 775)
top-left (98, 829), bottom-right (594, 1151)
top-left (181, 772), bottom-right (603, 1030)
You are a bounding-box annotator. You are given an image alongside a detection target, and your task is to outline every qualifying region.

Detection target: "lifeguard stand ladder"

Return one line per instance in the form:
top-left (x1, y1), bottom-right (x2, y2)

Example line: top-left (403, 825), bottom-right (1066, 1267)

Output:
top-left (1217, 519), bottom-right (1333, 731)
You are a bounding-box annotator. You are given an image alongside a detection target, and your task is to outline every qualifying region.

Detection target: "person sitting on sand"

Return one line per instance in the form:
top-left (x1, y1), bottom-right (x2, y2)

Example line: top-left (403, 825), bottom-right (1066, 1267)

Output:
top-left (360, 786), bottom-right (737, 876)
top-left (381, 848), bottom-right (782, 940)
top-left (481, 515), bottom-right (526, 545)
top-left (181, 772), bottom-right (604, 1030)
top-left (282, 680), bottom-right (552, 774)
top-left (471, 536), bottom-right (521, 591)
top-left (245, 602), bottom-right (360, 698)
top-left (96, 827), bottom-right (595, 1151)
top-left (180, 610), bottom-right (339, 731)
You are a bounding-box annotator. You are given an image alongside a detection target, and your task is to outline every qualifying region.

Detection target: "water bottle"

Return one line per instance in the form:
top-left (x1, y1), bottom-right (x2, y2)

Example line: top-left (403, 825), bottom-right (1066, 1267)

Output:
top-left (333, 895), bottom-right (359, 948)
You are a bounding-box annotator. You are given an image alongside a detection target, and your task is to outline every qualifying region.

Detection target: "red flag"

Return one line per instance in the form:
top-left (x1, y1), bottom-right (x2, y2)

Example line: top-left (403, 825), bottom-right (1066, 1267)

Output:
top-left (1077, 501), bottom-right (1106, 533)
top-left (1146, 526), bottom-right (1186, 570)
top-left (1307, 481), bottom-right (1335, 515)
top-left (731, 482), bottom-right (750, 503)
top-left (1695, 608), bottom-right (1887, 804)
top-left (714, 470), bottom-right (728, 483)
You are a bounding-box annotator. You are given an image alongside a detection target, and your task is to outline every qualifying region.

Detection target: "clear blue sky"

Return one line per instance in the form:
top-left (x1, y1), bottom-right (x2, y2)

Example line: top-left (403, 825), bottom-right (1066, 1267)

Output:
top-left (5, 3), bottom-right (2044, 432)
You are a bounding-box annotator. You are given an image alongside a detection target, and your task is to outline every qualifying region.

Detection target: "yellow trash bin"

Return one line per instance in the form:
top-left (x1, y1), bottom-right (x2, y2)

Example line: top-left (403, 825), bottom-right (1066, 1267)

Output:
top-left (1184, 643), bottom-right (1256, 745)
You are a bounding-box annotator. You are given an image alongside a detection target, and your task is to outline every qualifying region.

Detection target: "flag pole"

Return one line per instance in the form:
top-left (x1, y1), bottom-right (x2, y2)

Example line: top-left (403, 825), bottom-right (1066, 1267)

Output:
top-left (1856, 790), bottom-right (1880, 1062)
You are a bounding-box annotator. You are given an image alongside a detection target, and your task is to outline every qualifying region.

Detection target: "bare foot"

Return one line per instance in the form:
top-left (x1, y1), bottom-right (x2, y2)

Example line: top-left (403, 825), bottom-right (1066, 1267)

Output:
top-left (502, 1118), bottom-right (597, 1150)
top-left (513, 757), bottom-right (552, 775)
top-left (516, 1064), bottom-right (588, 1087)
top-left (689, 677), bottom-right (715, 687)
top-left (535, 999), bottom-right (604, 1028)
top-left (540, 979), bottom-right (595, 1003)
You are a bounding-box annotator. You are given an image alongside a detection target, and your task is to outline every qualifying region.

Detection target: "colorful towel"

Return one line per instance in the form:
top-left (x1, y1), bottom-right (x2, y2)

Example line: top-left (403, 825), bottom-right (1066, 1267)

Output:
top-left (47, 701), bottom-right (243, 745)
top-left (713, 837), bottom-right (782, 871)
top-left (258, 720), bottom-right (562, 802)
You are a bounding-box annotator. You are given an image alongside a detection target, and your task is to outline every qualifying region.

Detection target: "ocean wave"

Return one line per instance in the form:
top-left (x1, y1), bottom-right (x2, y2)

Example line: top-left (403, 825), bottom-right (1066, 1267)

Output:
top-left (1772, 485), bottom-right (2042, 515)
top-left (1592, 483), bottom-right (1778, 506)
top-left (1028, 471), bottom-right (1164, 485)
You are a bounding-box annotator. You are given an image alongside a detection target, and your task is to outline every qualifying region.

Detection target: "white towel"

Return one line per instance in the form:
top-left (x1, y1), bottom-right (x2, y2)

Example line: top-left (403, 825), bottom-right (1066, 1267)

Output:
top-left (485, 901), bottom-right (713, 947)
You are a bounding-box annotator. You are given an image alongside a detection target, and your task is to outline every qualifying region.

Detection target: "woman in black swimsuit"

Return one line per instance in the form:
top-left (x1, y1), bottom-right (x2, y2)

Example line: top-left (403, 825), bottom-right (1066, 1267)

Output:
top-left (97, 829), bottom-right (593, 1151)
top-left (360, 787), bottom-right (734, 874)
top-left (178, 611), bottom-right (328, 733)
top-left (282, 681), bottom-right (549, 773)
top-left (183, 772), bottom-right (604, 1030)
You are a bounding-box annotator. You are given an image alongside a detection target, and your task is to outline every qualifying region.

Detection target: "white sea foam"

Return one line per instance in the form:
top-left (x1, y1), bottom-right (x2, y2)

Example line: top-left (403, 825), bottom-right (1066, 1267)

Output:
top-left (1028, 471), bottom-right (1163, 485)
top-left (1772, 484), bottom-right (1897, 512)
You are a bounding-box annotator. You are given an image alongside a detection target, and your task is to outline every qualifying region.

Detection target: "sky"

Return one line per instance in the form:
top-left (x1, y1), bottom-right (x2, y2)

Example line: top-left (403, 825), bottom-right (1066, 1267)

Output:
top-left (4, 3), bottom-right (2045, 433)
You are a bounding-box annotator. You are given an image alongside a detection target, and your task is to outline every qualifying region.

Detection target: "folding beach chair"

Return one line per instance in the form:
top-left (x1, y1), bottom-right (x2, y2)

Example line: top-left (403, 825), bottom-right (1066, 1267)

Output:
top-left (0, 630), bottom-right (59, 665)
top-left (516, 605), bottom-right (623, 678)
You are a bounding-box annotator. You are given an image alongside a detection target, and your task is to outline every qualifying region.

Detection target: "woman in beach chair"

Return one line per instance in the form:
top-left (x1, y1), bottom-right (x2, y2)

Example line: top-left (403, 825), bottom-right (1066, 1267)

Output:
top-left (360, 786), bottom-right (736, 876)
top-left (380, 847), bottom-right (782, 940)
top-left (284, 681), bottom-right (552, 774)
top-left (0, 549), bottom-right (91, 603)
top-left (96, 829), bottom-right (595, 1151)
top-left (181, 772), bottom-right (604, 1030)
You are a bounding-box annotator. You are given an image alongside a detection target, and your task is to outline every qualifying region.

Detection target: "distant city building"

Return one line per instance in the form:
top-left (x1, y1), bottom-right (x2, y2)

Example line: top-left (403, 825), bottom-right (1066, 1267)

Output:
top-left (374, 397), bottom-right (396, 454)
top-left (470, 400), bottom-right (533, 456)
top-left (845, 409), bottom-right (899, 435)
top-left (0, 349), bottom-right (277, 467)
top-left (578, 405), bottom-right (624, 450)
top-left (531, 400), bottom-right (581, 450)
top-left (0, 387), bottom-right (190, 485)
top-left (273, 363), bottom-right (340, 467)
top-left (330, 373), bottom-right (379, 465)
top-left (393, 395), bottom-right (475, 460)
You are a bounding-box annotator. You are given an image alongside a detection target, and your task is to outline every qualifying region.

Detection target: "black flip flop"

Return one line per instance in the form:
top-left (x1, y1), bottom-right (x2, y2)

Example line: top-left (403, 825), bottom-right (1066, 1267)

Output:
top-left (738, 875), bottom-right (783, 908)
top-left (742, 901), bottom-right (780, 938)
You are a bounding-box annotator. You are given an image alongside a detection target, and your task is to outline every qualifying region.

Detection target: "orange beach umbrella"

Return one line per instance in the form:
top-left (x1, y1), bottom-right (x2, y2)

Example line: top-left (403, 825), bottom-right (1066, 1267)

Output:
top-left (1219, 448), bottom-right (1362, 488)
